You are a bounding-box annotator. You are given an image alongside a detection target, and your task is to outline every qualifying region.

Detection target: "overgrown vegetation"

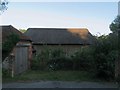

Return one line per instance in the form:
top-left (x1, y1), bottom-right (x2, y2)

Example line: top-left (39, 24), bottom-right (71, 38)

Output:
top-left (2, 33), bottom-right (20, 78)
top-left (3, 70), bottom-right (100, 83)
top-left (2, 68), bottom-right (10, 78)
top-left (93, 35), bottom-right (118, 80)
top-left (2, 33), bottom-right (20, 60)
top-left (31, 44), bottom-right (116, 81)
top-left (3, 16), bottom-right (119, 82)
top-left (31, 16), bottom-right (119, 81)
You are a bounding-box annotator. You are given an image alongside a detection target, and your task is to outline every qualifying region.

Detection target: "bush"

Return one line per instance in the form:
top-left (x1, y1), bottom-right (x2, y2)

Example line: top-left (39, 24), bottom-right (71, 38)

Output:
top-left (93, 35), bottom-right (117, 80)
top-left (31, 39), bottom-right (117, 81)
top-left (94, 53), bottom-right (109, 79)
top-left (71, 47), bottom-right (94, 71)
top-left (2, 68), bottom-right (10, 78)
top-left (106, 50), bottom-right (118, 79)
top-left (31, 54), bottom-right (41, 70)
top-left (31, 47), bottom-right (73, 71)
top-left (47, 48), bottom-right (68, 70)
top-left (31, 48), bottom-right (50, 70)
top-left (2, 33), bottom-right (20, 61)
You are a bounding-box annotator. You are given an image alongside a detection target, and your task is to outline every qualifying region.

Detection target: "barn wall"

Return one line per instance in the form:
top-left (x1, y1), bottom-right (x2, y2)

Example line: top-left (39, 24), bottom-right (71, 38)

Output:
top-left (14, 47), bottom-right (28, 74)
top-left (33, 45), bottom-right (88, 54)
top-left (16, 41), bottom-right (33, 68)
top-left (14, 41), bottom-right (32, 75)
top-left (2, 40), bottom-right (32, 76)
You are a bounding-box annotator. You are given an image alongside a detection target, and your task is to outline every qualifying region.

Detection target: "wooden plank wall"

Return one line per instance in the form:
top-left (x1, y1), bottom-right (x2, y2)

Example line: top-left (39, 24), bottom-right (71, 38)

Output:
top-left (15, 47), bottom-right (28, 75)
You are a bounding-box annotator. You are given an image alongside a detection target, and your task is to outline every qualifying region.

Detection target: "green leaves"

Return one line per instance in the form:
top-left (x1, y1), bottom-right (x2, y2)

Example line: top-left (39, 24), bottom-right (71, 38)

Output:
top-left (110, 15), bottom-right (120, 33)
top-left (0, 0), bottom-right (9, 14)
top-left (19, 29), bottom-right (27, 33)
top-left (2, 33), bottom-right (20, 60)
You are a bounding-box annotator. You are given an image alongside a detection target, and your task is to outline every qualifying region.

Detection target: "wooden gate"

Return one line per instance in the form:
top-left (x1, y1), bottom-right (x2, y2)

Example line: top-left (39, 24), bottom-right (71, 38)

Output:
top-left (14, 46), bottom-right (28, 74)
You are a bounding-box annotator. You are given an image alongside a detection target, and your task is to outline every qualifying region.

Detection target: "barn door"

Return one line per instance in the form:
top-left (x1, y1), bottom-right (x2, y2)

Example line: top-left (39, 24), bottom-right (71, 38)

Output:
top-left (15, 47), bottom-right (28, 74)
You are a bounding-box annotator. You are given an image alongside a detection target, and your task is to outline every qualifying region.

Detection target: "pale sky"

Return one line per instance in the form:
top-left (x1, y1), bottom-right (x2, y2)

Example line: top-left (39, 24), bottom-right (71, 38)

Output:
top-left (0, 2), bottom-right (118, 35)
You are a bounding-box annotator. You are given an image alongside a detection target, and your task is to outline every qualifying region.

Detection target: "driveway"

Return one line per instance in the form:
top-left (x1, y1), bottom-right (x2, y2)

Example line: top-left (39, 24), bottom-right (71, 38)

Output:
top-left (2, 81), bottom-right (119, 89)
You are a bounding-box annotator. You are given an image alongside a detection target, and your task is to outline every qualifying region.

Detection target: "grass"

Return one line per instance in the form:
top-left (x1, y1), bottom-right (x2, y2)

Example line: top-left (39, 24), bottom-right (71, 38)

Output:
top-left (2, 70), bottom-right (103, 83)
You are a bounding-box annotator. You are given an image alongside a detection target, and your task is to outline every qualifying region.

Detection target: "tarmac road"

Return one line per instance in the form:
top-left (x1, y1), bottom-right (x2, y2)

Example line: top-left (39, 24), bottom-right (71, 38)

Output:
top-left (2, 81), bottom-right (119, 89)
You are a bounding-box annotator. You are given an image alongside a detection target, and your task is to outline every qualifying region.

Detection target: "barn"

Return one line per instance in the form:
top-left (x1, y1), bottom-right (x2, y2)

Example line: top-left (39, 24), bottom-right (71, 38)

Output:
top-left (1, 25), bottom-right (32, 76)
top-left (25, 28), bottom-right (96, 54)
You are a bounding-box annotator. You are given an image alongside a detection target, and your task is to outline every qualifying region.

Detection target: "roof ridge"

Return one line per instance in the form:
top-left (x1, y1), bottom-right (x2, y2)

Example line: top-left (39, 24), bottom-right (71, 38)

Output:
top-left (0, 25), bottom-right (12, 27)
top-left (27, 28), bottom-right (88, 30)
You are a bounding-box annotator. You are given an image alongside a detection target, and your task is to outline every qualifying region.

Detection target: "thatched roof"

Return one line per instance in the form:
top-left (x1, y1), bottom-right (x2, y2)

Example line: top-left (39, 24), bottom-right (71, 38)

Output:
top-left (25, 28), bottom-right (96, 45)
top-left (0, 25), bottom-right (31, 43)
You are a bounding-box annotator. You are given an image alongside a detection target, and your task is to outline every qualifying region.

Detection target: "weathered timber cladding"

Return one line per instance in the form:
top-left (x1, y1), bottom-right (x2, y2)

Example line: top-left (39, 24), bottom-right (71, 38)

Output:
top-left (34, 45), bottom-right (87, 54)
top-left (15, 47), bottom-right (28, 74)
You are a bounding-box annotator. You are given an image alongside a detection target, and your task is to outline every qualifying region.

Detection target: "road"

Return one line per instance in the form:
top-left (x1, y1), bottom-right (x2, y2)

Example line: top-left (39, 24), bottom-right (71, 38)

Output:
top-left (2, 81), bottom-right (119, 89)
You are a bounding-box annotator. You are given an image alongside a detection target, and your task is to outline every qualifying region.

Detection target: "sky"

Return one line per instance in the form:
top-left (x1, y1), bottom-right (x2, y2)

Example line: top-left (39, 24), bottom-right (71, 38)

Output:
top-left (0, 2), bottom-right (118, 35)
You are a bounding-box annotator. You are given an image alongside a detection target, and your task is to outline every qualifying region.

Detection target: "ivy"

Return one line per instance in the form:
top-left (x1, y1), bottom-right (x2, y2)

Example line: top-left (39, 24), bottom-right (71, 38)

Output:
top-left (2, 33), bottom-right (20, 61)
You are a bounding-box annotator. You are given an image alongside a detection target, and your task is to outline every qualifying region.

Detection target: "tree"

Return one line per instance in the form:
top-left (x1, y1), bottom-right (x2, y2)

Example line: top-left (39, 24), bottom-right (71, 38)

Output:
top-left (93, 35), bottom-right (116, 80)
top-left (2, 33), bottom-right (20, 61)
top-left (109, 15), bottom-right (120, 33)
top-left (0, 0), bottom-right (9, 14)
top-left (19, 29), bottom-right (27, 33)
top-left (110, 16), bottom-right (120, 83)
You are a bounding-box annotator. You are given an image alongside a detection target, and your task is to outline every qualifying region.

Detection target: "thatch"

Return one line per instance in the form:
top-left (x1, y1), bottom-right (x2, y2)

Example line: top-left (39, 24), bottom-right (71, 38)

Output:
top-left (25, 28), bottom-right (96, 45)
top-left (0, 25), bottom-right (31, 43)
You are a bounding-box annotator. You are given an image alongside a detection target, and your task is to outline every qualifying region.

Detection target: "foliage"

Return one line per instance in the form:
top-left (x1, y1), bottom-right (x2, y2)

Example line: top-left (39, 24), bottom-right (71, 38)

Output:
top-left (31, 47), bottom-right (51, 70)
top-left (31, 47), bottom-right (72, 71)
top-left (110, 15), bottom-right (120, 33)
top-left (31, 16), bottom-right (119, 81)
top-left (93, 33), bottom-right (118, 80)
top-left (79, 15), bottom-right (119, 81)
top-left (31, 40), bottom-right (117, 80)
top-left (31, 34), bottom-right (118, 80)
top-left (32, 46), bottom-right (95, 71)
top-left (71, 47), bottom-right (94, 71)
top-left (48, 48), bottom-right (66, 70)
top-left (2, 68), bottom-right (10, 78)
top-left (0, 0), bottom-right (9, 14)
top-left (2, 33), bottom-right (20, 60)
top-left (31, 54), bottom-right (41, 70)
top-left (109, 16), bottom-right (120, 81)
top-left (19, 29), bottom-right (27, 33)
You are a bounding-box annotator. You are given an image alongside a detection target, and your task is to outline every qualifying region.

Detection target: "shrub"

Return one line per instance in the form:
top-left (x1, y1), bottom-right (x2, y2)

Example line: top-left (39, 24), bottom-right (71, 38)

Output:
top-left (106, 50), bottom-right (118, 79)
top-left (31, 47), bottom-right (73, 71)
top-left (94, 53), bottom-right (108, 79)
top-left (2, 33), bottom-right (20, 61)
top-left (31, 54), bottom-right (41, 70)
top-left (2, 68), bottom-right (10, 78)
top-left (71, 47), bottom-right (94, 71)
top-left (47, 48), bottom-right (67, 71)
top-left (31, 47), bottom-right (51, 70)
top-left (93, 35), bottom-right (118, 80)
top-left (31, 39), bottom-right (117, 81)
